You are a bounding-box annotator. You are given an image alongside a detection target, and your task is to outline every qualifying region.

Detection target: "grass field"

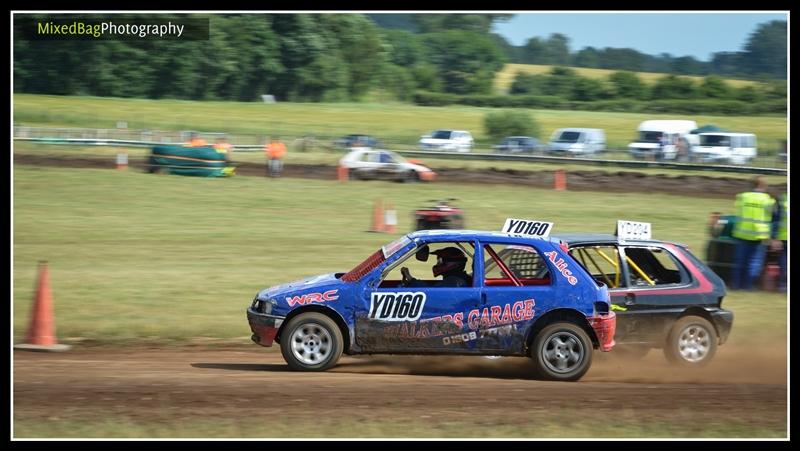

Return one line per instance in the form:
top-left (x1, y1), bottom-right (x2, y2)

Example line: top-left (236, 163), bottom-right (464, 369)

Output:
top-left (13, 94), bottom-right (788, 154)
top-left (494, 63), bottom-right (763, 94)
top-left (13, 165), bottom-right (787, 344)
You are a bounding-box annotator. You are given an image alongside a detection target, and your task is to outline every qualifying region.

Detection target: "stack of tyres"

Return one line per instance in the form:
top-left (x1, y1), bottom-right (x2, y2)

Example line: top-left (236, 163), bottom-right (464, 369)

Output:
top-left (148, 145), bottom-right (233, 177)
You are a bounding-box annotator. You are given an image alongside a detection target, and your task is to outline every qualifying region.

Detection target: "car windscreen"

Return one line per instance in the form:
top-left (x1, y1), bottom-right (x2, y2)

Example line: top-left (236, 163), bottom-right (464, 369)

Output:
top-left (431, 130), bottom-right (453, 139)
top-left (700, 135), bottom-right (731, 147)
top-left (556, 131), bottom-right (581, 143)
top-left (638, 131), bottom-right (663, 143)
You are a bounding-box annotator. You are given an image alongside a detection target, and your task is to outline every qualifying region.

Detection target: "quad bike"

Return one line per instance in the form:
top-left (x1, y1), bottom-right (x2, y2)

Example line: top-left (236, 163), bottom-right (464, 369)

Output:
top-left (413, 199), bottom-right (465, 231)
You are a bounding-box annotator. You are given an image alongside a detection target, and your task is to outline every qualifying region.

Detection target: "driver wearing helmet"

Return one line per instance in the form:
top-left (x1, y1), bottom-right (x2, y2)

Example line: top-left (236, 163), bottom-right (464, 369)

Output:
top-left (400, 247), bottom-right (471, 288)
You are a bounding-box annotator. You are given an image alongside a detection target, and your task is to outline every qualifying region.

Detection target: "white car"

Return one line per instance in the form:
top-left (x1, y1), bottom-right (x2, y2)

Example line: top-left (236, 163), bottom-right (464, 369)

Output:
top-left (339, 149), bottom-right (436, 182)
top-left (418, 130), bottom-right (473, 152)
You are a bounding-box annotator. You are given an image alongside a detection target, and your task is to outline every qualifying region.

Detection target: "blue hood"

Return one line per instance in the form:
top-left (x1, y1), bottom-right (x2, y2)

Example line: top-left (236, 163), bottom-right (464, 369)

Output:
top-left (258, 272), bottom-right (342, 301)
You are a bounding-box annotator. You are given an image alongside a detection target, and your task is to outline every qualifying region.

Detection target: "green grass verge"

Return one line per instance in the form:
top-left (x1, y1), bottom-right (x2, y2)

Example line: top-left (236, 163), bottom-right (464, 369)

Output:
top-left (13, 94), bottom-right (788, 153)
top-left (13, 413), bottom-right (785, 438)
top-left (13, 165), bottom-right (787, 344)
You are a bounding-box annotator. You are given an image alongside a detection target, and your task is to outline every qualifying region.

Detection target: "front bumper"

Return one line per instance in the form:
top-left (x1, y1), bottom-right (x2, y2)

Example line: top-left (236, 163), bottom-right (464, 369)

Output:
top-left (588, 311), bottom-right (616, 352)
top-left (710, 309), bottom-right (734, 345)
top-left (247, 308), bottom-right (285, 347)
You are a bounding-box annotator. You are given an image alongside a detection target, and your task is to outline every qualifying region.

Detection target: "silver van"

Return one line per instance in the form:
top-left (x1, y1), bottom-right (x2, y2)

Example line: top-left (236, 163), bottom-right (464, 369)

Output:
top-left (547, 128), bottom-right (606, 155)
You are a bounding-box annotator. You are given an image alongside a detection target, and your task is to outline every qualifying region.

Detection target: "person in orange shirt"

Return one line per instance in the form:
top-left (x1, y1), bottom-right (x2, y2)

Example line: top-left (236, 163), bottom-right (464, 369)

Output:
top-left (185, 132), bottom-right (207, 147)
top-left (214, 136), bottom-right (232, 162)
top-left (265, 136), bottom-right (287, 178)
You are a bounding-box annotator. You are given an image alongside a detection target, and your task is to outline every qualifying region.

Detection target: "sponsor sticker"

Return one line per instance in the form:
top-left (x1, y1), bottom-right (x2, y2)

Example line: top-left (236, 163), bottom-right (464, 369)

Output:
top-left (286, 289), bottom-right (339, 307)
top-left (544, 251), bottom-right (578, 285)
top-left (369, 292), bottom-right (426, 322)
top-left (616, 220), bottom-right (652, 241)
top-left (502, 218), bottom-right (553, 238)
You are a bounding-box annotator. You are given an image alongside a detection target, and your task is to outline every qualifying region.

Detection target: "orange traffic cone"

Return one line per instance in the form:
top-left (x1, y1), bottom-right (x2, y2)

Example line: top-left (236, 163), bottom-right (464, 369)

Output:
top-left (337, 164), bottom-right (349, 182)
top-left (15, 262), bottom-right (70, 352)
top-left (554, 169), bottom-right (567, 191)
top-left (369, 199), bottom-right (385, 233)
top-left (384, 203), bottom-right (397, 233)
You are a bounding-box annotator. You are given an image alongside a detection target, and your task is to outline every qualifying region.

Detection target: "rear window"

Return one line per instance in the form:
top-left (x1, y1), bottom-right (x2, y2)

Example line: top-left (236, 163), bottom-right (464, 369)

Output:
top-left (432, 130), bottom-right (453, 139)
top-left (556, 131), bottom-right (581, 143)
top-left (700, 135), bottom-right (731, 147)
top-left (639, 131), bottom-right (663, 143)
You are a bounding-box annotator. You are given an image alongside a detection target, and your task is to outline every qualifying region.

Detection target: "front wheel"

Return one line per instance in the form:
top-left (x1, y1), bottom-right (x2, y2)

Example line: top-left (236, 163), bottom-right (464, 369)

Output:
top-left (531, 322), bottom-right (593, 381)
top-left (280, 312), bottom-right (343, 371)
top-left (663, 316), bottom-right (717, 367)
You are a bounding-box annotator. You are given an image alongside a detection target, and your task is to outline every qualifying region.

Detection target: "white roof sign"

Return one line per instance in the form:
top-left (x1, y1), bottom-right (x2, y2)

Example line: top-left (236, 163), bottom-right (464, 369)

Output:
top-left (502, 218), bottom-right (553, 238)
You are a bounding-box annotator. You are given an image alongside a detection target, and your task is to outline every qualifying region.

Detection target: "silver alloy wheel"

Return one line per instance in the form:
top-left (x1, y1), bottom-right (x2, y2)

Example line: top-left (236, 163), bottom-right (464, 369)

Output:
top-left (542, 331), bottom-right (585, 374)
top-left (677, 323), bottom-right (711, 363)
top-left (291, 322), bottom-right (332, 366)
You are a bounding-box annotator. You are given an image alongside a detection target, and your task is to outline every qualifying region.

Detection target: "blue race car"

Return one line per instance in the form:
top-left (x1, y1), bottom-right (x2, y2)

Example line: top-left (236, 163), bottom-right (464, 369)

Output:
top-left (247, 223), bottom-right (616, 381)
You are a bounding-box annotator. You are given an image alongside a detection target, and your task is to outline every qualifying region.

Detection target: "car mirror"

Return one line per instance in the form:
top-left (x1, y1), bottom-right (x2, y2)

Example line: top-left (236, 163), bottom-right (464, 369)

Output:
top-left (415, 245), bottom-right (430, 262)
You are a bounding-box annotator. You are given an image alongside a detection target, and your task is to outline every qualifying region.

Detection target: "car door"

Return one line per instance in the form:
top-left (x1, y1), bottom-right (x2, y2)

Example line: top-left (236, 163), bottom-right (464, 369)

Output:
top-left (616, 244), bottom-right (695, 343)
top-left (477, 241), bottom-right (557, 354)
top-left (354, 239), bottom-right (483, 353)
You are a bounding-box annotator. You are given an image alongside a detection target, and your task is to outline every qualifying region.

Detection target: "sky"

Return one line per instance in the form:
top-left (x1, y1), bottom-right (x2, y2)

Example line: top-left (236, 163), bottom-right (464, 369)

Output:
top-left (492, 12), bottom-right (788, 61)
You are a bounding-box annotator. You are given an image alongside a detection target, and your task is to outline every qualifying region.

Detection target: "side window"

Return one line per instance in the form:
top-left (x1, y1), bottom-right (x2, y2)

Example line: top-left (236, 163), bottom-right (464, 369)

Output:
top-left (569, 245), bottom-right (622, 288)
top-left (483, 244), bottom-right (550, 287)
top-left (359, 152), bottom-right (372, 163)
top-left (624, 247), bottom-right (686, 287)
top-left (379, 241), bottom-right (475, 288)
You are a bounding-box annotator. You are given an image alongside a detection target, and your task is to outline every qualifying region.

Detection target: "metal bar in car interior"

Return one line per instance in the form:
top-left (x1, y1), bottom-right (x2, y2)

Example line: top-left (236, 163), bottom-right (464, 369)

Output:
top-left (594, 248), bottom-right (621, 288)
top-left (625, 256), bottom-right (655, 286)
top-left (580, 248), bottom-right (615, 288)
top-left (484, 245), bottom-right (522, 287)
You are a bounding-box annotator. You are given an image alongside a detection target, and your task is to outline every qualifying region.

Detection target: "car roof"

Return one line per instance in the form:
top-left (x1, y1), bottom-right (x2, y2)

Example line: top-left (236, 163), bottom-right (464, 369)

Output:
top-left (553, 232), bottom-right (674, 246)
top-left (406, 229), bottom-right (560, 244)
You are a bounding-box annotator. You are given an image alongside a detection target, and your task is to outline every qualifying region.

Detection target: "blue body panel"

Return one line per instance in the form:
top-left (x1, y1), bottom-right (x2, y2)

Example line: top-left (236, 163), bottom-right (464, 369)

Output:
top-left (255, 230), bottom-right (610, 355)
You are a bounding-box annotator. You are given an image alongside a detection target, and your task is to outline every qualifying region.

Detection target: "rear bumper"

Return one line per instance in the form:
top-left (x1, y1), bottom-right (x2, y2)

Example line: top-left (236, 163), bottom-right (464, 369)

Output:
top-left (588, 312), bottom-right (616, 352)
top-left (710, 309), bottom-right (734, 345)
top-left (247, 308), bottom-right (285, 347)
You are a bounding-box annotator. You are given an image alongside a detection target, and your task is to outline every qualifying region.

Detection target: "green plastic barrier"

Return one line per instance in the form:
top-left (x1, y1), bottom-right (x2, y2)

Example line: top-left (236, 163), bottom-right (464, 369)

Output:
top-left (148, 145), bottom-right (233, 177)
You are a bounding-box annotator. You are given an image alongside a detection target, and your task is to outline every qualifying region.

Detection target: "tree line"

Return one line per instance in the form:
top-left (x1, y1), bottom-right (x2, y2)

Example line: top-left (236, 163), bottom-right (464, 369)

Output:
top-left (14, 14), bottom-right (787, 105)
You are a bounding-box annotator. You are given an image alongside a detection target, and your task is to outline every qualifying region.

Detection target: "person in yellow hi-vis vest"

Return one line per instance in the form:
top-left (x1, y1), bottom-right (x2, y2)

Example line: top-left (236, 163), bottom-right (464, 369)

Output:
top-left (731, 177), bottom-right (778, 290)
top-left (770, 193), bottom-right (788, 292)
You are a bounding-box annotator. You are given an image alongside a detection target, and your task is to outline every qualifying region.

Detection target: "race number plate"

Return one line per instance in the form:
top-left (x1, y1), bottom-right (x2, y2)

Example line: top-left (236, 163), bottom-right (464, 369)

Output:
top-left (502, 218), bottom-right (553, 238)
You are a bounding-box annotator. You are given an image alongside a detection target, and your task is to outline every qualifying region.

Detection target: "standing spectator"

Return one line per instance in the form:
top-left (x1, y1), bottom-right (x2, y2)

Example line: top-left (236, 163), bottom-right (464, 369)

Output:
top-left (730, 176), bottom-right (778, 290)
top-left (265, 136), bottom-right (287, 178)
top-left (771, 193), bottom-right (788, 292)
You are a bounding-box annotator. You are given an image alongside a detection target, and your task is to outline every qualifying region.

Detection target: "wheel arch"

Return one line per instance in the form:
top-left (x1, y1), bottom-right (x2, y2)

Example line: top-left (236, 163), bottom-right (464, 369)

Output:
top-left (524, 308), bottom-right (598, 354)
top-left (678, 307), bottom-right (719, 338)
top-left (276, 305), bottom-right (352, 353)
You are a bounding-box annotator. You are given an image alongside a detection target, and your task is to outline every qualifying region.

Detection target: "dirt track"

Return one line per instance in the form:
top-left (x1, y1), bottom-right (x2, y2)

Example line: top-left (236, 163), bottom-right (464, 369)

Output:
top-left (13, 343), bottom-right (787, 437)
top-left (14, 154), bottom-right (787, 199)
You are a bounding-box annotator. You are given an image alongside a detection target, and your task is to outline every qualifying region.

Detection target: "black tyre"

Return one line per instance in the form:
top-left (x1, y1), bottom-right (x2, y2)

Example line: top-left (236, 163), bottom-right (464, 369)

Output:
top-left (404, 170), bottom-right (419, 183)
top-left (280, 312), bottom-right (343, 372)
top-left (531, 322), bottom-right (593, 381)
top-left (663, 316), bottom-right (717, 367)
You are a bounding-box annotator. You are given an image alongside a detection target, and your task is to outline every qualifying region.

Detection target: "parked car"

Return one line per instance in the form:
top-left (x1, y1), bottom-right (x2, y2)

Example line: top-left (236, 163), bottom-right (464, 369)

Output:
top-left (333, 134), bottom-right (381, 150)
top-left (493, 136), bottom-right (542, 154)
top-left (247, 228), bottom-right (616, 381)
top-left (556, 221), bottom-right (732, 367)
top-left (628, 120), bottom-right (698, 161)
top-left (547, 128), bottom-right (605, 155)
top-left (339, 148), bottom-right (436, 182)
top-left (693, 132), bottom-right (757, 165)
top-left (418, 130), bottom-right (473, 153)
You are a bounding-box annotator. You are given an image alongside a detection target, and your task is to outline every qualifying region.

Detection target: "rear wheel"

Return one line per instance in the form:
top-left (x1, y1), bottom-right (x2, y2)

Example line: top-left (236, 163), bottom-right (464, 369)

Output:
top-left (663, 316), bottom-right (717, 367)
top-left (531, 322), bottom-right (593, 381)
top-left (280, 312), bottom-right (343, 372)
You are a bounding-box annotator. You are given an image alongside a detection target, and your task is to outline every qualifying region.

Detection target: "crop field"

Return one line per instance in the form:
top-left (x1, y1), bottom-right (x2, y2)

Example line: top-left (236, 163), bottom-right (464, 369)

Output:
top-left (14, 94), bottom-right (788, 155)
top-left (494, 63), bottom-right (764, 93)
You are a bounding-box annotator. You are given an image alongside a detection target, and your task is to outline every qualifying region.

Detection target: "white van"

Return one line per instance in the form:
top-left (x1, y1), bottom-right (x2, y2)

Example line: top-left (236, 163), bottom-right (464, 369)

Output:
top-left (628, 120), bottom-right (698, 161)
top-left (547, 128), bottom-right (605, 155)
top-left (693, 132), bottom-right (757, 165)
top-left (418, 129), bottom-right (474, 153)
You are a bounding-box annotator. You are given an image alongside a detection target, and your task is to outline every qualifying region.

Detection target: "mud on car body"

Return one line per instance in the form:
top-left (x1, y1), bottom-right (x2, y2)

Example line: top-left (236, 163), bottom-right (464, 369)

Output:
top-left (248, 225), bottom-right (615, 382)
top-left (557, 221), bottom-right (733, 367)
